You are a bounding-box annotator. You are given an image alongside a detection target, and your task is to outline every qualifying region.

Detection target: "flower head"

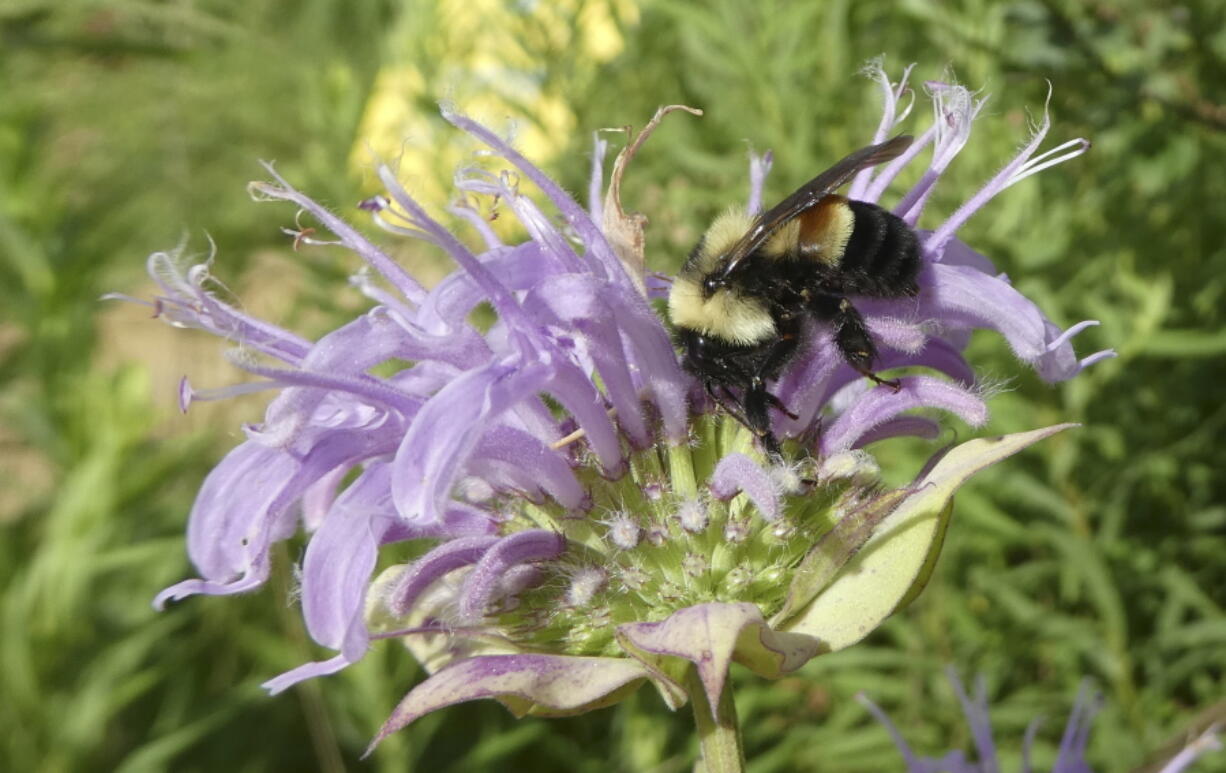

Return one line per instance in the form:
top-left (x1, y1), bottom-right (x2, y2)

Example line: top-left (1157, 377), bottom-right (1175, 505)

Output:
top-left (859, 670), bottom-right (1104, 773)
top-left (127, 61), bottom-right (1111, 749)
top-left (861, 670), bottom-right (1223, 773)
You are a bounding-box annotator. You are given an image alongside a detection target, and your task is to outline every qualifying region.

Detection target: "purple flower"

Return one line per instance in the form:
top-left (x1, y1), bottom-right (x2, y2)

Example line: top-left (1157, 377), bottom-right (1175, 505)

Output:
top-left (125, 60), bottom-right (1112, 752)
top-left (861, 670), bottom-right (1223, 773)
top-left (859, 670), bottom-right (1104, 773)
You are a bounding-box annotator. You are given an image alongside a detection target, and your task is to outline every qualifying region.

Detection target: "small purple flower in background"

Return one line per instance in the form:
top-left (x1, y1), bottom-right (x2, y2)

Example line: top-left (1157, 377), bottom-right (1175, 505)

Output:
top-left (859, 670), bottom-right (1104, 773)
top-left (123, 60), bottom-right (1115, 768)
top-left (861, 670), bottom-right (1223, 773)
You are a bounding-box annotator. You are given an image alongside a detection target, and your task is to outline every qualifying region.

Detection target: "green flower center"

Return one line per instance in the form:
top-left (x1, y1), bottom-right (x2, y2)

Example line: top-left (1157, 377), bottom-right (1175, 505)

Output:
top-left (494, 414), bottom-right (879, 657)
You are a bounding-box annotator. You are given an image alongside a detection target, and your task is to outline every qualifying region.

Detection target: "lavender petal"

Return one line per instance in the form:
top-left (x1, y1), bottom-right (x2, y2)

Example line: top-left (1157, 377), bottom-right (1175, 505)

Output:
top-left (443, 110), bottom-right (627, 288)
top-left (153, 442), bottom-right (298, 609)
top-left (709, 454), bottom-right (782, 522)
top-left (473, 426), bottom-right (584, 508)
top-left (250, 164), bottom-right (427, 304)
top-left (821, 376), bottom-right (988, 455)
top-left (391, 361), bottom-right (551, 527)
top-left (456, 530), bottom-right (566, 623)
top-left (385, 536), bottom-right (501, 616)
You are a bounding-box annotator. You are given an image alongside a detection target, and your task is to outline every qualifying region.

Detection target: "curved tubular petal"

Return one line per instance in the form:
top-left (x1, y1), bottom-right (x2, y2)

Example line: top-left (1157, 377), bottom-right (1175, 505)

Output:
top-left (146, 250), bottom-right (311, 363)
top-left (411, 242), bottom-right (555, 336)
top-left (251, 164), bottom-right (427, 305)
top-left (443, 111), bottom-right (629, 288)
top-left (338, 464), bottom-right (498, 542)
top-left (856, 693), bottom-right (927, 770)
top-left (384, 536), bottom-right (502, 616)
top-left (588, 132), bottom-right (609, 223)
top-left (746, 149), bottom-right (773, 214)
top-left (602, 283), bottom-right (691, 442)
top-left (152, 554), bottom-right (272, 609)
top-left (156, 427), bottom-right (379, 609)
top-left (528, 275), bottom-right (651, 447)
top-left (947, 670), bottom-right (999, 766)
top-left (864, 312), bottom-right (929, 354)
top-left (1054, 682), bottom-right (1105, 771)
top-left (862, 124), bottom-right (936, 205)
top-left (460, 172), bottom-right (585, 275)
top-left (772, 334), bottom-right (842, 439)
top-left (247, 311), bottom-right (435, 448)
top-left (474, 426), bottom-right (584, 509)
top-left (391, 360), bottom-right (552, 527)
top-left (918, 261), bottom-right (1049, 362)
top-left (262, 654), bottom-right (354, 695)
top-left (1036, 319), bottom-right (1116, 381)
top-left (457, 530), bottom-right (567, 623)
top-left (821, 376), bottom-right (987, 455)
top-left (926, 96), bottom-right (1052, 256)
top-left (849, 60), bottom-right (916, 199)
top-left (300, 463), bottom-right (349, 533)
top-left (709, 454), bottom-right (781, 523)
top-left (152, 442), bottom-right (300, 609)
top-left (543, 357), bottom-right (625, 474)
top-left (448, 199), bottom-right (504, 251)
top-left (376, 165), bottom-right (536, 340)
top-left (816, 337), bottom-right (975, 407)
top-left (881, 337), bottom-right (975, 385)
top-left (852, 416), bottom-right (942, 448)
top-left (263, 507), bottom-right (403, 694)
top-left (893, 83), bottom-right (986, 225)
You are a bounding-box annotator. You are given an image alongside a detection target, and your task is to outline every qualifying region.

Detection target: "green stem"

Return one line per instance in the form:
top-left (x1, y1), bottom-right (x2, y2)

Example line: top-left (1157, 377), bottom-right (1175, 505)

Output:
top-left (687, 666), bottom-right (745, 773)
top-left (668, 441), bottom-right (699, 500)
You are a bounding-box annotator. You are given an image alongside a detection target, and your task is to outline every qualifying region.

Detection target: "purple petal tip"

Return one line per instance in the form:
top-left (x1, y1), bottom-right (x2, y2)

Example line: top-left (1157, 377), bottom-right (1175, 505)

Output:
top-left (177, 376), bottom-right (194, 414)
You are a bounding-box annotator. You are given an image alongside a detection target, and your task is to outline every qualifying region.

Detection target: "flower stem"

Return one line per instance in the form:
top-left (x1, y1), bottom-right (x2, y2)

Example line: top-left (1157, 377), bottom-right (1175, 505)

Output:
top-left (687, 667), bottom-right (745, 773)
top-left (668, 442), bottom-right (699, 500)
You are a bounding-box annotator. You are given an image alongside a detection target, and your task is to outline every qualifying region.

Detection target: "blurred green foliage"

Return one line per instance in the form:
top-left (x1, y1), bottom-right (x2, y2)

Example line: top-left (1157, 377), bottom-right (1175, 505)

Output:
top-left (1, 0), bottom-right (1223, 771)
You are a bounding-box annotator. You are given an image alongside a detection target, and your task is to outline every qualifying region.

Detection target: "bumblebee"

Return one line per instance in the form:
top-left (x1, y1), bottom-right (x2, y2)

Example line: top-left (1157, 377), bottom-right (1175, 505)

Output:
top-left (668, 136), bottom-right (920, 458)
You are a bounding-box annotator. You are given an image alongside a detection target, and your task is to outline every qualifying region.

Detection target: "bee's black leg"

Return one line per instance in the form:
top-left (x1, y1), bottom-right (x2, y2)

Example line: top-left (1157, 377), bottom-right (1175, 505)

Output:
top-left (831, 298), bottom-right (901, 392)
top-left (755, 332), bottom-right (801, 420)
top-left (744, 332), bottom-right (804, 458)
top-left (706, 379), bottom-right (782, 458)
top-left (705, 381), bottom-right (752, 428)
top-left (744, 380), bottom-right (783, 460)
top-left (762, 391), bottom-right (799, 421)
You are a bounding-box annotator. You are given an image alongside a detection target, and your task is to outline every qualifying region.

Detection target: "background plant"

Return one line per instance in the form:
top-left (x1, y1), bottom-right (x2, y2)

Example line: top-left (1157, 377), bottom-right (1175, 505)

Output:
top-left (0, 1), bottom-right (1222, 771)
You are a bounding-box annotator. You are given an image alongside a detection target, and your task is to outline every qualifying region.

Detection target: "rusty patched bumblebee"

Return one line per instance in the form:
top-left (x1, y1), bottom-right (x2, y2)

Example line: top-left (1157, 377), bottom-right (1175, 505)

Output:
top-left (668, 136), bottom-right (920, 458)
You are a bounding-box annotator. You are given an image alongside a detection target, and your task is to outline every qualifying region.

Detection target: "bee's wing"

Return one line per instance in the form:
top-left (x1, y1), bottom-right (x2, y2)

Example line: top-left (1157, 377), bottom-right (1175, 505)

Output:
top-left (719, 135), bottom-right (913, 277)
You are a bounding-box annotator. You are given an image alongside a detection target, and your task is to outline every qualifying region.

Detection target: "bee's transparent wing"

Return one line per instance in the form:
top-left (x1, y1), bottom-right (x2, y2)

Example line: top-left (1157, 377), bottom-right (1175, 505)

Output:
top-left (719, 135), bottom-right (913, 277)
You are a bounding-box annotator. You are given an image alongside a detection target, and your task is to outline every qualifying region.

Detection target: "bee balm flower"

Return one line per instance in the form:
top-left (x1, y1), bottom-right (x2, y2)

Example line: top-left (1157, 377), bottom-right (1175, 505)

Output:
top-left (126, 61), bottom-right (1111, 765)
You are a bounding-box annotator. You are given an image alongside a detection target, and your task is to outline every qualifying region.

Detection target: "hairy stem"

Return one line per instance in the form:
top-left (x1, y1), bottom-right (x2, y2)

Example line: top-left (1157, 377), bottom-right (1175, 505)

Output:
top-left (688, 667), bottom-right (745, 773)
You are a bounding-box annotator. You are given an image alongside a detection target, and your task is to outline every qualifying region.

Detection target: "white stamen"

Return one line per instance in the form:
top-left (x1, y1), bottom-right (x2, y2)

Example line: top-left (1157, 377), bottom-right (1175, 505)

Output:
top-left (606, 514), bottom-right (641, 550)
top-left (676, 498), bottom-right (709, 533)
top-left (1046, 320), bottom-right (1100, 352)
top-left (566, 567), bottom-right (607, 607)
top-left (1003, 138), bottom-right (1091, 190)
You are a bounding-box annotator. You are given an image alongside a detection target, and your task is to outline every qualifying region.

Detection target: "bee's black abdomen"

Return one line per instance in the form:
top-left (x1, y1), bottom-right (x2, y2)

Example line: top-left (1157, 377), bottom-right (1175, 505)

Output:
top-left (840, 201), bottom-right (920, 297)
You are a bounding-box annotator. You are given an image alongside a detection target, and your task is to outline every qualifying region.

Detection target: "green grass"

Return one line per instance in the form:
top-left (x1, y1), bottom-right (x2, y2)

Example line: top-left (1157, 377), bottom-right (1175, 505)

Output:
top-left (1, 0), bottom-right (1223, 770)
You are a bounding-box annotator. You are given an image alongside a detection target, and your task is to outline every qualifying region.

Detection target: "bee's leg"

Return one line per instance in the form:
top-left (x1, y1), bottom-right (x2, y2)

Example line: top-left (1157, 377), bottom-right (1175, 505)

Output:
top-left (763, 392), bottom-right (799, 421)
top-left (744, 381), bottom-right (783, 460)
top-left (831, 297), bottom-right (901, 391)
top-left (705, 381), bottom-right (752, 429)
top-left (755, 330), bottom-right (801, 420)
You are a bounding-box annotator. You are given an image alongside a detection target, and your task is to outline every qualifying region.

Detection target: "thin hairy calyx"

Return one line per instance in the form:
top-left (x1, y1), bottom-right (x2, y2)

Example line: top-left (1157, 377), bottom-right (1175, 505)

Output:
top-left (372, 413), bottom-right (885, 659)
